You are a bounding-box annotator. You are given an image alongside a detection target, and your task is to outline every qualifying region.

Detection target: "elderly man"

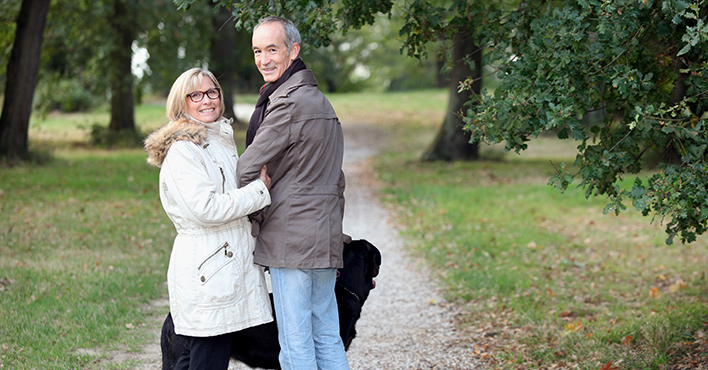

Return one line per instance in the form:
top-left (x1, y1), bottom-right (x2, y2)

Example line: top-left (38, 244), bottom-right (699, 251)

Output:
top-left (236, 16), bottom-right (349, 370)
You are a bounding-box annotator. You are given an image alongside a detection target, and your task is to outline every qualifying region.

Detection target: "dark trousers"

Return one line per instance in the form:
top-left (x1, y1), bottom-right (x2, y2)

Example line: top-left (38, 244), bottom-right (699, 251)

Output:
top-left (174, 332), bottom-right (232, 370)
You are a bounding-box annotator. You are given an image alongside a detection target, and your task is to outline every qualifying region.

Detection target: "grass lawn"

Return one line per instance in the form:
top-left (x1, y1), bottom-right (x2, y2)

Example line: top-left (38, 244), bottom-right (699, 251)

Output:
top-left (0, 149), bottom-right (171, 369)
top-left (360, 91), bottom-right (708, 370)
top-left (1, 90), bottom-right (707, 369)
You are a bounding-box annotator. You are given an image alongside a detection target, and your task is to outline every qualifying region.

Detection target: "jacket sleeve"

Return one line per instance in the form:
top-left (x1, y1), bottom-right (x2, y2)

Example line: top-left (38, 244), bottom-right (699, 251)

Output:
top-left (161, 141), bottom-right (271, 226)
top-left (237, 99), bottom-right (294, 187)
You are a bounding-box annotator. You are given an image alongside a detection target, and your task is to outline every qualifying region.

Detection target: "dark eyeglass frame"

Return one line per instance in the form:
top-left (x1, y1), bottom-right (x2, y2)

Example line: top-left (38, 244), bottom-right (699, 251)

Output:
top-left (187, 88), bottom-right (221, 103)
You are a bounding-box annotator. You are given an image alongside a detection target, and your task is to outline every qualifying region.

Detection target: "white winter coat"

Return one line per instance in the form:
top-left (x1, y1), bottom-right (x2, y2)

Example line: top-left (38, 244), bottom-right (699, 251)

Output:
top-left (145, 116), bottom-right (273, 337)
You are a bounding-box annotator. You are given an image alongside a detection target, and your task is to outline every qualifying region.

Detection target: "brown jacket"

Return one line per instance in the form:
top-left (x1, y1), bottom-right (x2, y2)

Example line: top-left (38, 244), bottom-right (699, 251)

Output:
top-left (237, 69), bottom-right (346, 269)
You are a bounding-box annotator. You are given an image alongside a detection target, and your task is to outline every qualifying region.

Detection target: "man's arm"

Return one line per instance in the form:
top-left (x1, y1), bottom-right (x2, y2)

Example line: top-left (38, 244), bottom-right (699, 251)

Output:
top-left (237, 102), bottom-right (293, 186)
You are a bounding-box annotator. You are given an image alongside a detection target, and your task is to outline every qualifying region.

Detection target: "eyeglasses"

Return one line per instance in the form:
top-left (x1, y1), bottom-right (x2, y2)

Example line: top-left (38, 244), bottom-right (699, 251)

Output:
top-left (187, 88), bottom-right (221, 103)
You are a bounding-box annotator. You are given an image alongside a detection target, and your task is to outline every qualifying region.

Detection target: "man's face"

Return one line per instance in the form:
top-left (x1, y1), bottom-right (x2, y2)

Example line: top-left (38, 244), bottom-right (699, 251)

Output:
top-left (252, 22), bottom-right (300, 83)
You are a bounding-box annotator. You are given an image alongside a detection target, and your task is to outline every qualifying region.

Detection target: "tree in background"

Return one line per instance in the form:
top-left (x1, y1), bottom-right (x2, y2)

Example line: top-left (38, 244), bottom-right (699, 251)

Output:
top-left (144, 1), bottom-right (249, 122)
top-left (173, 0), bottom-right (506, 161)
top-left (1, 0), bottom-right (258, 152)
top-left (33, 1), bottom-right (114, 114)
top-left (211, 5), bottom-right (239, 122)
top-left (136, 2), bottom-right (259, 123)
top-left (1, 0), bottom-right (147, 150)
top-left (178, 0), bottom-right (707, 243)
top-left (305, 14), bottom-right (443, 93)
top-left (138, 2), bottom-right (212, 96)
top-left (422, 22), bottom-right (480, 161)
top-left (0, 1), bottom-right (21, 93)
top-left (105, 0), bottom-right (139, 143)
top-left (207, 5), bottom-right (263, 124)
top-left (0, 0), bottom-right (50, 161)
top-left (467, 0), bottom-right (707, 243)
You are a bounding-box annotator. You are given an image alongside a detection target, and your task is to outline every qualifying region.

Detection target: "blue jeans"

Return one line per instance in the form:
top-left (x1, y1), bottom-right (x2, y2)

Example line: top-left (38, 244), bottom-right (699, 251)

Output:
top-left (270, 267), bottom-right (350, 370)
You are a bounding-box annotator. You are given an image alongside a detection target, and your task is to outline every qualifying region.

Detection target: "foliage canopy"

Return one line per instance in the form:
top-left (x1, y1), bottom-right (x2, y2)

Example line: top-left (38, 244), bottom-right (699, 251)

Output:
top-left (173, 0), bottom-right (707, 243)
top-left (468, 0), bottom-right (707, 243)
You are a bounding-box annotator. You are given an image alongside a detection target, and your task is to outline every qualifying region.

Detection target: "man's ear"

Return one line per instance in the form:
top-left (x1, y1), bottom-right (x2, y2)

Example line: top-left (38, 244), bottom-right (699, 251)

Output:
top-left (289, 42), bottom-right (301, 60)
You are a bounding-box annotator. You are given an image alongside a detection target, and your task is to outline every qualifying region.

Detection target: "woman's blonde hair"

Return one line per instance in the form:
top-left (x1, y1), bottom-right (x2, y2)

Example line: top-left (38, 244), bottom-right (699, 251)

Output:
top-left (165, 68), bottom-right (225, 122)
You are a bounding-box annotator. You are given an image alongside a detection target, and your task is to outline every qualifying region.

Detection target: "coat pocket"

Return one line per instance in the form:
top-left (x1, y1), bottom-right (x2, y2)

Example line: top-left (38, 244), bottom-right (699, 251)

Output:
top-left (286, 185), bottom-right (340, 251)
top-left (197, 242), bottom-right (235, 285)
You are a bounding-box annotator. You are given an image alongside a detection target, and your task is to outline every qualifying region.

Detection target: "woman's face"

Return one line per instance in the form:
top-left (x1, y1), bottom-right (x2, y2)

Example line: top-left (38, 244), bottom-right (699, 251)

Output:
top-left (185, 77), bottom-right (221, 123)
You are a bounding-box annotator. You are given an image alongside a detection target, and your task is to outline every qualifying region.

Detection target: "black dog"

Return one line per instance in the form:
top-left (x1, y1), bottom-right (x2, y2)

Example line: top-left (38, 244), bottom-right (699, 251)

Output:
top-left (161, 239), bottom-right (382, 370)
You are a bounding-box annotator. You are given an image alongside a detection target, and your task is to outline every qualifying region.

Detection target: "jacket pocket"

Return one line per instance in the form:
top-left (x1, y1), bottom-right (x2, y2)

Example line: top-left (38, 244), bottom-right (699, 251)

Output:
top-left (286, 185), bottom-right (340, 250)
top-left (197, 242), bottom-right (235, 285)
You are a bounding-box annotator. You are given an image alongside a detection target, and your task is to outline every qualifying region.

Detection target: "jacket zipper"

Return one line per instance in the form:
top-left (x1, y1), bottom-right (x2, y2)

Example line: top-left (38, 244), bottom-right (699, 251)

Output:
top-left (219, 167), bottom-right (225, 193)
top-left (197, 242), bottom-right (229, 271)
top-left (203, 143), bottom-right (226, 193)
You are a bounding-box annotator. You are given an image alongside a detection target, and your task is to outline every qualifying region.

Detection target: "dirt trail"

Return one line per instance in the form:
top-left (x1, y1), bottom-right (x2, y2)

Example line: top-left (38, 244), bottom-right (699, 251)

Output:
top-left (94, 112), bottom-right (478, 370)
top-left (337, 122), bottom-right (478, 370)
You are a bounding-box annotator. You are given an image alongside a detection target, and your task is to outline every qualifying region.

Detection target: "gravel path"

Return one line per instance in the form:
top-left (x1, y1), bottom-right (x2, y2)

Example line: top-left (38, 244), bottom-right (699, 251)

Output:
top-left (107, 111), bottom-right (479, 370)
top-left (338, 121), bottom-right (478, 370)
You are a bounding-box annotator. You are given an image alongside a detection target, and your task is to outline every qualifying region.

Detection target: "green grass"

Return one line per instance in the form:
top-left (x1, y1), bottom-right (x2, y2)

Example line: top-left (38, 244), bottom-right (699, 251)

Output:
top-left (2, 89), bottom-right (708, 369)
top-left (328, 89), bottom-right (448, 127)
top-left (1, 103), bottom-right (172, 369)
top-left (365, 94), bottom-right (708, 369)
top-left (0, 150), bottom-right (172, 369)
top-left (28, 101), bottom-right (166, 148)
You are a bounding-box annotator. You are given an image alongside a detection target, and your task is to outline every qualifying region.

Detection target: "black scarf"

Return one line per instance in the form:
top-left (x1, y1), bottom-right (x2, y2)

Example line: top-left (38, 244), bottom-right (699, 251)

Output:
top-left (246, 58), bottom-right (307, 147)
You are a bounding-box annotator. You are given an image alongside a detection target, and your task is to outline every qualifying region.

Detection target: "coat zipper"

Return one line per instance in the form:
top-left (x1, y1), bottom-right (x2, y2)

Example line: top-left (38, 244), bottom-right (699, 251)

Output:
top-left (219, 167), bottom-right (226, 193)
top-left (197, 242), bottom-right (229, 271)
top-left (203, 143), bottom-right (226, 193)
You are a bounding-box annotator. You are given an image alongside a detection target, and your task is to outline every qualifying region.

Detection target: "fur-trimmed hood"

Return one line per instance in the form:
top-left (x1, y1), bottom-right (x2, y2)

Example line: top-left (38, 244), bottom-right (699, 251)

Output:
top-left (144, 118), bottom-right (207, 167)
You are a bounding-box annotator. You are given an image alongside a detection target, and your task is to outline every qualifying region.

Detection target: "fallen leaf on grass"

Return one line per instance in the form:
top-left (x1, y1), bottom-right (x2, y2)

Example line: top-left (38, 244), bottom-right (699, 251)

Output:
top-left (599, 360), bottom-right (619, 370)
top-left (473, 344), bottom-right (489, 354)
top-left (565, 320), bottom-right (583, 332)
top-left (668, 280), bottom-right (686, 293)
top-left (650, 286), bottom-right (662, 298)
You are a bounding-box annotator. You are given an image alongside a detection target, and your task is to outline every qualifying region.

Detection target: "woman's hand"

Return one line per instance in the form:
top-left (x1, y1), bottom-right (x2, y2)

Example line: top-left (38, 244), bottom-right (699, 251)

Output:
top-left (259, 165), bottom-right (271, 190)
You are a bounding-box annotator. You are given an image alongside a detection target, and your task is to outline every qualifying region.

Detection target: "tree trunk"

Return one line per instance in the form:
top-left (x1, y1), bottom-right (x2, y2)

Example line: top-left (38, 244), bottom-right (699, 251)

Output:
top-left (0, 0), bottom-right (50, 161)
top-left (211, 6), bottom-right (238, 123)
top-left (662, 53), bottom-right (690, 165)
top-left (436, 57), bottom-right (447, 88)
top-left (423, 29), bottom-right (480, 162)
top-left (107, 0), bottom-right (136, 135)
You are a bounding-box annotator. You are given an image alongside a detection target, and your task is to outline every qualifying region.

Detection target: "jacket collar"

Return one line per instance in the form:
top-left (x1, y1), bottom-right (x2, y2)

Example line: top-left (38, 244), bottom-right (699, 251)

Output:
top-left (271, 69), bottom-right (318, 101)
top-left (144, 117), bottom-right (207, 168)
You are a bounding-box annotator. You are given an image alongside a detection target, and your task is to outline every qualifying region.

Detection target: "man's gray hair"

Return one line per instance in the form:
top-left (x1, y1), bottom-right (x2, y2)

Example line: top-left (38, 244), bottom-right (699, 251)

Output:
top-left (255, 16), bottom-right (302, 52)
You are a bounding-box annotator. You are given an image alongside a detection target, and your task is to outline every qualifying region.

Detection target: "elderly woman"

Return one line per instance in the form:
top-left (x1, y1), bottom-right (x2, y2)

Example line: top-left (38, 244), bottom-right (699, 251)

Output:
top-left (145, 68), bottom-right (273, 370)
